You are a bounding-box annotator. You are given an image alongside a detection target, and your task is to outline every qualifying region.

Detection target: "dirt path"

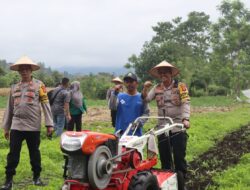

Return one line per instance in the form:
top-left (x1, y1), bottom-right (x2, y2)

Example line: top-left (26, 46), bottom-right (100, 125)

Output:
top-left (186, 125), bottom-right (250, 190)
top-left (0, 106), bottom-right (233, 125)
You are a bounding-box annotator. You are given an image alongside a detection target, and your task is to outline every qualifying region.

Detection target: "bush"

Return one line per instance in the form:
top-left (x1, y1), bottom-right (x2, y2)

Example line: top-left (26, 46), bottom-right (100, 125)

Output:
top-left (191, 89), bottom-right (207, 97)
top-left (208, 85), bottom-right (228, 96)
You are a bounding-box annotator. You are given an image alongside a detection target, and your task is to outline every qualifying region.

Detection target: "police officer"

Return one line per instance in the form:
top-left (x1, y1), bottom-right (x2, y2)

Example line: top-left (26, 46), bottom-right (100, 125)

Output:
top-left (1, 56), bottom-right (54, 190)
top-left (142, 60), bottom-right (190, 190)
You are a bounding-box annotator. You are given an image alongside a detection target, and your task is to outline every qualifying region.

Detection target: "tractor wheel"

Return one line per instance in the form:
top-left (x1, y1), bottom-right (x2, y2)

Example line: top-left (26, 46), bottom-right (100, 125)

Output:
top-left (128, 171), bottom-right (159, 190)
top-left (88, 145), bottom-right (113, 189)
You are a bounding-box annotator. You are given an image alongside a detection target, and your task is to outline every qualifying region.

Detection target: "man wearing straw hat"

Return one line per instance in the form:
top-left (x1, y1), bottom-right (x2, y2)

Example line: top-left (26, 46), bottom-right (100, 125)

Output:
top-left (1, 56), bottom-right (54, 190)
top-left (106, 77), bottom-right (123, 128)
top-left (142, 60), bottom-right (190, 190)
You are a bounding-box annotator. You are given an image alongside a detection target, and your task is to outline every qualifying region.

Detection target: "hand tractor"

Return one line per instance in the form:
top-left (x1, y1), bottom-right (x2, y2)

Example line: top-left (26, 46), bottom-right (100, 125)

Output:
top-left (60, 116), bottom-right (184, 190)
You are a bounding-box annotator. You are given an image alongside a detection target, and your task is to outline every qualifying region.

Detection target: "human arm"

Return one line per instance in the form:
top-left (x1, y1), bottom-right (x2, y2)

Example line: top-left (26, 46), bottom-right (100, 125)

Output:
top-left (142, 83), bottom-right (156, 103)
top-left (109, 89), bottom-right (120, 110)
top-left (2, 88), bottom-right (14, 140)
top-left (39, 83), bottom-right (54, 136)
top-left (179, 83), bottom-right (191, 129)
top-left (142, 81), bottom-right (153, 99)
top-left (106, 88), bottom-right (111, 101)
top-left (82, 97), bottom-right (87, 113)
top-left (64, 91), bottom-right (71, 121)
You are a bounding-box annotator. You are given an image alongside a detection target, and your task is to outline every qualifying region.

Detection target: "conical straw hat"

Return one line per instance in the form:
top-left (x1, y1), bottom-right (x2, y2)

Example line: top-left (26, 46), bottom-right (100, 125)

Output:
top-left (111, 77), bottom-right (123, 84)
top-left (10, 56), bottom-right (40, 71)
top-left (149, 60), bottom-right (179, 78)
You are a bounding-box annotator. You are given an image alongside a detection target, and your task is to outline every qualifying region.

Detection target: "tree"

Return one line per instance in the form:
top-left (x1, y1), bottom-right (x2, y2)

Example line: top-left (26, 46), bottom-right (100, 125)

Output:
top-left (126, 11), bottom-right (211, 85)
top-left (210, 0), bottom-right (250, 96)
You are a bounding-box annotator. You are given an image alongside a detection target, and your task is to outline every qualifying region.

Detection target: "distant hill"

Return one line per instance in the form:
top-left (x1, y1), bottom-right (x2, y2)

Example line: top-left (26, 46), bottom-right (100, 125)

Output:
top-left (54, 66), bottom-right (129, 75)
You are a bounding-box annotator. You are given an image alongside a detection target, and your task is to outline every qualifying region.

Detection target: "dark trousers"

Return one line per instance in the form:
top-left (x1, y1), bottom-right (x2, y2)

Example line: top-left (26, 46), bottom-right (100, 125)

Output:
top-left (111, 110), bottom-right (117, 128)
top-left (5, 130), bottom-right (41, 180)
top-left (158, 132), bottom-right (188, 175)
top-left (68, 114), bottom-right (82, 131)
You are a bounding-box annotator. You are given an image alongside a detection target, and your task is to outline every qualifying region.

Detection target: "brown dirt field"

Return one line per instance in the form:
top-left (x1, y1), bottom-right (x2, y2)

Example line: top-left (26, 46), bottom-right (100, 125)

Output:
top-left (0, 106), bottom-right (233, 126)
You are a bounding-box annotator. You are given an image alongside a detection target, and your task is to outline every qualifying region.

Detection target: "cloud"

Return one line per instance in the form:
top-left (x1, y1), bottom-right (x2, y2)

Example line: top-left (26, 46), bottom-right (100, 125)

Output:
top-left (0, 0), bottom-right (249, 69)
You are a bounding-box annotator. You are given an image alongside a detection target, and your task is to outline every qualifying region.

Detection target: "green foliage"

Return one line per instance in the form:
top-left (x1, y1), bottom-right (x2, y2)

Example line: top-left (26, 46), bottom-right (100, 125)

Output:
top-left (191, 95), bottom-right (236, 107)
top-left (207, 85), bottom-right (228, 96)
top-left (127, 0), bottom-right (250, 97)
top-left (127, 11), bottom-right (211, 84)
top-left (210, 0), bottom-right (250, 96)
top-left (208, 154), bottom-right (250, 190)
top-left (187, 106), bottom-right (250, 161)
top-left (77, 73), bottom-right (117, 100)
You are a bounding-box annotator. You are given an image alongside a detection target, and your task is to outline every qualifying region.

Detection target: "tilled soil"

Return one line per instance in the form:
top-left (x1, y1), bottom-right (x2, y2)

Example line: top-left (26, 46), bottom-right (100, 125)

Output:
top-left (186, 125), bottom-right (250, 190)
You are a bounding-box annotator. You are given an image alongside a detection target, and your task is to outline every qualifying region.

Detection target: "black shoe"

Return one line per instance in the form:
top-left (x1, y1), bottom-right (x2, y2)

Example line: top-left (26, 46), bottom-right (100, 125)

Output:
top-left (33, 177), bottom-right (45, 186)
top-left (0, 180), bottom-right (12, 190)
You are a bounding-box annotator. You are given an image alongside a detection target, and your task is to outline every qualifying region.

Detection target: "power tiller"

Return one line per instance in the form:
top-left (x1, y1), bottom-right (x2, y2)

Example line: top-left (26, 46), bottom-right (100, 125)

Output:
top-left (61, 116), bottom-right (184, 190)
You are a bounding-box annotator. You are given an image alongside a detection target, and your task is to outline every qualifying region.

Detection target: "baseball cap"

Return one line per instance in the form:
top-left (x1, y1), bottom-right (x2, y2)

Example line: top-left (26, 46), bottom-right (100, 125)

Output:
top-left (123, 72), bottom-right (138, 82)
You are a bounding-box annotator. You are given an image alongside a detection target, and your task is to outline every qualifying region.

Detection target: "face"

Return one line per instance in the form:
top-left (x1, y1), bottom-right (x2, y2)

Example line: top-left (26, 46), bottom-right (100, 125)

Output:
top-left (124, 78), bottom-right (138, 94)
top-left (158, 68), bottom-right (172, 84)
top-left (18, 65), bottom-right (32, 80)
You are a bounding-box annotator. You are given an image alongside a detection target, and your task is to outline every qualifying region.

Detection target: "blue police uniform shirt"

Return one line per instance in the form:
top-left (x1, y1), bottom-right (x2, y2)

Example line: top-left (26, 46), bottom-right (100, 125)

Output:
top-left (115, 92), bottom-right (144, 136)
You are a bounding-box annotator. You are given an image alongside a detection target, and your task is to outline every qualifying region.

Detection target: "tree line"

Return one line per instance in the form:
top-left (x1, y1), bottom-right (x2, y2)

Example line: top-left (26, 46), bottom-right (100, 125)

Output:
top-left (1, 0), bottom-right (250, 98)
top-left (126, 0), bottom-right (250, 97)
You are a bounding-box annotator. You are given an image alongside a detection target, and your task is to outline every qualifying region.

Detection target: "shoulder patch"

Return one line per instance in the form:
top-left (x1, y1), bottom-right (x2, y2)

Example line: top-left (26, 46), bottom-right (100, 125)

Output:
top-left (178, 83), bottom-right (190, 102)
top-left (39, 83), bottom-right (49, 103)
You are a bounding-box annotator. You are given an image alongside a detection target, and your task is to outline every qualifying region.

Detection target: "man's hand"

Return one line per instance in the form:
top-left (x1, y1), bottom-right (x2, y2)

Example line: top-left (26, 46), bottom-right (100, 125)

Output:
top-left (66, 114), bottom-right (71, 122)
top-left (142, 81), bottom-right (152, 99)
top-left (144, 81), bottom-right (153, 88)
top-left (3, 129), bottom-right (10, 140)
top-left (182, 119), bottom-right (190, 129)
top-left (46, 126), bottom-right (53, 139)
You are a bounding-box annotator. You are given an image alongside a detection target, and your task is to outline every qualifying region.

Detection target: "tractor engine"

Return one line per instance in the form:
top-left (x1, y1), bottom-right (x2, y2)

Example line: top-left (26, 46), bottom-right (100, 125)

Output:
top-left (61, 131), bottom-right (118, 189)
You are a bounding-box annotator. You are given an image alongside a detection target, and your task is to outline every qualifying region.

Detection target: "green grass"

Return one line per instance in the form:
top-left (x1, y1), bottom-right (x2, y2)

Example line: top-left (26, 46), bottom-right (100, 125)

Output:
top-left (187, 105), bottom-right (250, 161)
top-left (208, 153), bottom-right (250, 190)
top-left (0, 95), bottom-right (239, 109)
top-left (190, 96), bottom-right (237, 107)
top-left (0, 96), bottom-right (250, 189)
top-left (0, 96), bottom-right (8, 108)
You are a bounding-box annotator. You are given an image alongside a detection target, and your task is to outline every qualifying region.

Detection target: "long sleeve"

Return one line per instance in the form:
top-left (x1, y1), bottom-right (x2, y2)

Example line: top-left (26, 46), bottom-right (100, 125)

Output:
top-left (109, 91), bottom-right (119, 110)
top-left (41, 103), bottom-right (54, 126)
top-left (178, 82), bottom-right (191, 120)
top-left (2, 89), bottom-right (14, 130)
top-left (144, 85), bottom-right (157, 102)
top-left (39, 83), bottom-right (54, 126)
top-left (181, 101), bottom-right (190, 120)
top-left (82, 97), bottom-right (87, 112)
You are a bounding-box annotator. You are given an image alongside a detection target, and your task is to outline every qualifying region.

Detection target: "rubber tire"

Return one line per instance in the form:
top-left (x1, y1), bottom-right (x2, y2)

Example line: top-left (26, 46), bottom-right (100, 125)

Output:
top-left (88, 145), bottom-right (112, 189)
top-left (128, 171), bottom-right (159, 190)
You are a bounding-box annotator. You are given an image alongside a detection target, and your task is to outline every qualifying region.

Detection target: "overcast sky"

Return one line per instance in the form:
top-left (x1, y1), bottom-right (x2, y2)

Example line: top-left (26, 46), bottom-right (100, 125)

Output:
top-left (0, 0), bottom-right (249, 69)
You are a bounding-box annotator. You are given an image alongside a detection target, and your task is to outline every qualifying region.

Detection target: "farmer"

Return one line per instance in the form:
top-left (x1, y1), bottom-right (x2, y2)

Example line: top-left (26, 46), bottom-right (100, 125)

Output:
top-left (1, 56), bottom-right (54, 190)
top-left (142, 60), bottom-right (190, 190)
top-left (106, 77), bottom-right (123, 127)
top-left (109, 72), bottom-right (149, 136)
top-left (50, 77), bottom-right (71, 136)
top-left (67, 81), bottom-right (87, 131)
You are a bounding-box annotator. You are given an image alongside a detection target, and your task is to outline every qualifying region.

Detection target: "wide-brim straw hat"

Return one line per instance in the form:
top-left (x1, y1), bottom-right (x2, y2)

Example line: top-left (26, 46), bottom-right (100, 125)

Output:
top-left (149, 60), bottom-right (179, 78)
top-left (111, 77), bottom-right (123, 84)
top-left (10, 56), bottom-right (40, 71)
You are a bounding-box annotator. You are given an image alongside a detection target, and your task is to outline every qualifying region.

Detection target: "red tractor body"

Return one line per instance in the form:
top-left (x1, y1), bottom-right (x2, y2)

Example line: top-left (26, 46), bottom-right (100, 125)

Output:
top-left (61, 117), bottom-right (181, 190)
